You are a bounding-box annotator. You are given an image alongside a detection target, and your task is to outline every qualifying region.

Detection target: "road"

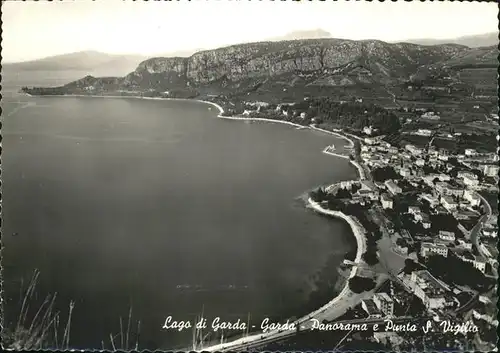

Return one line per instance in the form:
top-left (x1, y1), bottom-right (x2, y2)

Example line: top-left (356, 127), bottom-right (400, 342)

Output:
top-left (209, 311), bottom-right (426, 351)
top-left (201, 273), bottom-right (389, 352)
top-left (470, 193), bottom-right (493, 258)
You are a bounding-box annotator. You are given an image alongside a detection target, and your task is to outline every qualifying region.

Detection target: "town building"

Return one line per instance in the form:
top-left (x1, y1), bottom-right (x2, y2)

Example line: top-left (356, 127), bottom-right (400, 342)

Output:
top-left (482, 225), bottom-right (498, 238)
top-left (463, 189), bottom-right (481, 207)
top-left (463, 175), bottom-right (479, 187)
top-left (472, 310), bottom-right (498, 326)
top-left (446, 185), bottom-right (464, 197)
top-left (363, 126), bottom-right (374, 135)
top-left (435, 182), bottom-right (450, 194)
top-left (420, 214), bottom-right (431, 229)
top-left (381, 193), bottom-right (393, 209)
top-left (364, 137), bottom-right (378, 145)
top-left (456, 239), bottom-right (473, 250)
top-left (400, 168), bottom-right (412, 177)
top-left (473, 256), bottom-right (488, 273)
top-left (415, 158), bottom-right (425, 167)
top-left (455, 251), bottom-right (488, 273)
top-left (359, 180), bottom-right (379, 200)
top-left (436, 182), bottom-right (463, 197)
top-left (421, 111), bottom-right (441, 120)
top-left (361, 299), bottom-right (382, 319)
top-left (408, 205), bottom-right (421, 215)
top-left (437, 173), bottom-right (451, 182)
top-left (421, 242), bottom-right (449, 258)
top-left (438, 230), bottom-right (456, 242)
top-left (405, 144), bottom-right (424, 156)
top-left (465, 149), bottom-right (477, 156)
top-left (385, 180), bottom-right (402, 195)
top-left (409, 270), bottom-right (452, 310)
top-left (416, 129), bottom-right (432, 137)
top-left (373, 292), bottom-right (394, 317)
top-left (483, 164), bottom-right (499, 177)
top-left (419, 194), bottom-right (440, 207)
top-left (457, 171), bottom-right (477, 180)
top-left (441, 195), bottom-right (458, 211)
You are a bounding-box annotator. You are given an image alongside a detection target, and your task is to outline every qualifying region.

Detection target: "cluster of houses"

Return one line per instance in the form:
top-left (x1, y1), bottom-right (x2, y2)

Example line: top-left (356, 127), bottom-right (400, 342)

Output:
top-left (360, 137), bottom-right (497, 235)
top-left (399, 270), bottom-right (456, 310)
top-left (343, 134), bottom-right (498, 296)
top-left (361, 292), bottom-right (395, 319)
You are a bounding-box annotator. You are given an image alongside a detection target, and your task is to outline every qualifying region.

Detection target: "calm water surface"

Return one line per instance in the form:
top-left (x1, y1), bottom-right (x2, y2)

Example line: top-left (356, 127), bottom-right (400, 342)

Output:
top-left (2, 73), bottom-right (357, 349)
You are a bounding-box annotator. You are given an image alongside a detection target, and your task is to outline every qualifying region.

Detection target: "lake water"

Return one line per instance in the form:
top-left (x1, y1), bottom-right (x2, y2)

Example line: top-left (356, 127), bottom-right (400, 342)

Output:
top-left (1, 71), bottom-right (357, 350)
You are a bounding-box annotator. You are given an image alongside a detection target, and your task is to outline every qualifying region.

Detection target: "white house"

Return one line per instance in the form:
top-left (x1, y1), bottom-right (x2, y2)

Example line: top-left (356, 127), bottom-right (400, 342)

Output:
top-left (416, 129), bottom-right (432, 137)
top-left (408, 205), bottom-right (421, 215)
top-left (465, 149), bottom-right (477, 156)
top-left (373, 293), bottom-right (394, 317)
top-left (438, 230), bottom-right (456, 242)
top-left (441, 195), bottom-right (458, 211)
top-left (420, 243), bottom-right (448, 257)
top-left (385, 180), bottom-right (402, 195)
top-left (415, 159), bottom-right (426, 167)
top-left (400, 168), bottom-right (412, 177)
top-left (363, 126), bottom-right (374, 135)
top-left (381, 194), bottom-right (393, 209)
top-left (463, 189), bottom-right (481, 207)
top-left (483, 164), bottom-right (499, 177)
top-left (463, 175), bottom-right (479, 187)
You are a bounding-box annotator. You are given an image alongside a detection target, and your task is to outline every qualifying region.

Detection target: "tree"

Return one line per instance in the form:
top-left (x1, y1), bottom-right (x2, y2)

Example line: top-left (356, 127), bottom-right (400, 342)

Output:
top-left (348, 276), bottom-right (376, 293)
top-left (372, 229), bottom-right (382, 241)
top-left (335, 187), bottom-right (352, 199)
top-left (362, 251), bottom-right (379, 266)
top-left (353, 140), bottom-right (361, 159)
top-left (351, 183), bottom-right (361, 194)
top-left (402, 259), bottom-right (423, 274)
top-left (396, 238), bottom-right (407, 247)
top-left (310, 187), bottom-right (328, 202)
top-left (371, 166), bottom-right (400, 182)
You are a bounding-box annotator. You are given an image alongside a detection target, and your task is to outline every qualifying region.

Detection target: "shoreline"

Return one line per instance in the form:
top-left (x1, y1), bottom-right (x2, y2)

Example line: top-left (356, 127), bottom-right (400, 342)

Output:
top-left (32, 93), bottom-right (356, 154)
top-left (203, 198), bottom-right (367, 352)
top-left (27, 92), bottom-right (365, 350)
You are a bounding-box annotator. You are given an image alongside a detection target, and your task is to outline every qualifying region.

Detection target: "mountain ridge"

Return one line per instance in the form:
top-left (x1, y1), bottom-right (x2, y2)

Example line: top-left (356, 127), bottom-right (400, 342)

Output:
top-left (22, 38), bottom-right (497, 103)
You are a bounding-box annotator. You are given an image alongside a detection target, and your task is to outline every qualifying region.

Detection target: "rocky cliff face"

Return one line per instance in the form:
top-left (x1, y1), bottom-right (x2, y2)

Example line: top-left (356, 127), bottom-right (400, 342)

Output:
top-left (122, 39), bottom-right (474, 88)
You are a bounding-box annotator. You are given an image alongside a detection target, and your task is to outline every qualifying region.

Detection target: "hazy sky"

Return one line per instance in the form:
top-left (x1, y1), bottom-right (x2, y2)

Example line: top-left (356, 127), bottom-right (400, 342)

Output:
top-left (2, 0), bottom-right (498, 63)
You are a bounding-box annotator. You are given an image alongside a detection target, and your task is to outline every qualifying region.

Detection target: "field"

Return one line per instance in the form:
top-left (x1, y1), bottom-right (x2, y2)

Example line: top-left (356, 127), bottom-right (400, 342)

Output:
top-left (456, 133), bottom-right (498, 153)
top-left (458, 68), bottom-right (497, 88)
top-left (433, 137), bottom-right (457, 151)
top-left (399, 134), bottom-right (430, 148)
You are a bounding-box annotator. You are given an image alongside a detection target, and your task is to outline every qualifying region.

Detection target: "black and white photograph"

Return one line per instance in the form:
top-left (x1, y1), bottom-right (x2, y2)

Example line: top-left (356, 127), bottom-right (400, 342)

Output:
top-left (1, 0), bottom-right (498, 351)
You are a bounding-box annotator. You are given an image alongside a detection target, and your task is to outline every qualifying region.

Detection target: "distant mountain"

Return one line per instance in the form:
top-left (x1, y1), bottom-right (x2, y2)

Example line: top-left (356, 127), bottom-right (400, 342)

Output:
top-left (3, 49), bottom-right (212, 76)
top-left (3, 51), bottom-right (149, 77)
top-left (397, 32), bottom-right (498, 48)
top-left (268, 29), bottom-right (332, 42)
